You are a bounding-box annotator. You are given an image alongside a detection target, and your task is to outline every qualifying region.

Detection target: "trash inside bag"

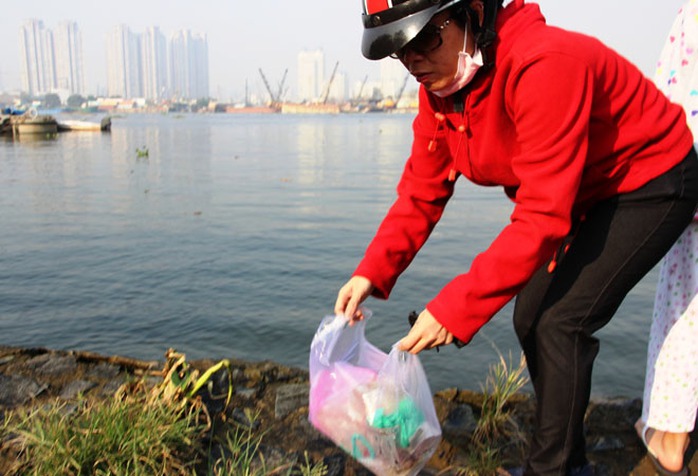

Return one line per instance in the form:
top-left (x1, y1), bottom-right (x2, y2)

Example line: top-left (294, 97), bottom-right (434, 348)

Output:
top-left (308, 311), bottom-right (442, 476)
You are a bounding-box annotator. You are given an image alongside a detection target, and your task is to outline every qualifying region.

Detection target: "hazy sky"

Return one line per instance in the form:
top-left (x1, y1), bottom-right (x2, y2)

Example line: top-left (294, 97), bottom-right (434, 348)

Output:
top-left (0, 0), bottom-right (687, 101)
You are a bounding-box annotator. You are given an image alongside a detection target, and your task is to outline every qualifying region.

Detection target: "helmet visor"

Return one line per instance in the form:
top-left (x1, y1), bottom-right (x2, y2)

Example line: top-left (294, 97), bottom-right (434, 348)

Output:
top-left (361, 0), bottom-right (441, 60)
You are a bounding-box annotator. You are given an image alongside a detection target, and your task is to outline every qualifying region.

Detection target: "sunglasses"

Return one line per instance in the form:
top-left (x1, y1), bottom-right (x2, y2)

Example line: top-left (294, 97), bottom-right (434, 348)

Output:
top-left (390, 18), bottom-right (452, 60)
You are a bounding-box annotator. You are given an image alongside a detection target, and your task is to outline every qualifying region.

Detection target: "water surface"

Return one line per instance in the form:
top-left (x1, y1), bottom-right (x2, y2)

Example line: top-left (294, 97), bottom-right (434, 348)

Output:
top-left (0, 113), bottom-right (658, 396)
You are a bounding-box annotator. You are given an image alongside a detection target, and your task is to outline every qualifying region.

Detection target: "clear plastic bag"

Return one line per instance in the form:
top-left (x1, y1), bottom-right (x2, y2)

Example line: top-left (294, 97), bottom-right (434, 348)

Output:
top-left (308, 311), bottom-right (442, 476)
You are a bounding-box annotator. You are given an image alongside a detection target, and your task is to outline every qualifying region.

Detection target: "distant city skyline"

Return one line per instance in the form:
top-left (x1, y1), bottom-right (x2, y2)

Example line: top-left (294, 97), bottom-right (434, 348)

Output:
top-left (17, 19), bottom-right (212, 102)
top-left (0, 0), bottom-right (687, 102)
top-left (104, 24), bottom-right (209, 101)
top-left (12, 18), bottom-right (405, 105)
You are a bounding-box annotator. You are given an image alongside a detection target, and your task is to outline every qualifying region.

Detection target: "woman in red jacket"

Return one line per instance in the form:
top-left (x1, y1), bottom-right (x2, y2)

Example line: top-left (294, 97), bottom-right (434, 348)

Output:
top-left (335, 0), bottom-right (698, 474)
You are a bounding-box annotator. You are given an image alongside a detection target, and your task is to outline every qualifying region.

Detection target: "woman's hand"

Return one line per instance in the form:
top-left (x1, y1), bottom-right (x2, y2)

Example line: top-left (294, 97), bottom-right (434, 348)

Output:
top-left (399, 308), bottom-right (454, 354)
top-left (334, 276), bottom-right (374, 324)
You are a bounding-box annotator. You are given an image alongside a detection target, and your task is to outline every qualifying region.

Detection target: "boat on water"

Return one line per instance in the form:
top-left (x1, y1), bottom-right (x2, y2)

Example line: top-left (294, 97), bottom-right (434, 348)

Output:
top-left (224, 105), bottom-right (278, 114)
top-left (279, 102), bottom-right (340, 114)
top-left (1, 109), bottom-right (112, 137)
top-left (56, 116), bottom-right (112, 132)
top-left (2, 111), bottom-right (58, 135)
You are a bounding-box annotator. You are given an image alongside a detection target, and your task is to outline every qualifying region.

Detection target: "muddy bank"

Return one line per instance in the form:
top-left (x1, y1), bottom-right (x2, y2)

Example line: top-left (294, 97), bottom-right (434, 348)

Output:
top-left (0, 345), bottom-right (695, 475)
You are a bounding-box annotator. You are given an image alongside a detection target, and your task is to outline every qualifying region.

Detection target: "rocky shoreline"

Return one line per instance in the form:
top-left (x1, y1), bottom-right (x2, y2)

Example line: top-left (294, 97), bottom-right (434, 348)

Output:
top-left (0, 345), bottom-right (695, 475)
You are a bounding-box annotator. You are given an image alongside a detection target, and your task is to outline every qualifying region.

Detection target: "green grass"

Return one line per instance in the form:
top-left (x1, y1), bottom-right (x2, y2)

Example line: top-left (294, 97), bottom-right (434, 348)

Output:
top-left (474, 350), bottom-right (529, 445)
top-left (447, 349), bottom-right (530, 475)
top-left (456, 445), bottom-right (503, 476)
top-left (4, 393), bottom-right (202, 475)
top-left (3, 397), bottom-right (327, 476)
top-left (0, 348), bottom-right (530, 476)
top-left (0, 351), bottom-right (327, 476)
top-left (206, 411), bottom-right (327, 476)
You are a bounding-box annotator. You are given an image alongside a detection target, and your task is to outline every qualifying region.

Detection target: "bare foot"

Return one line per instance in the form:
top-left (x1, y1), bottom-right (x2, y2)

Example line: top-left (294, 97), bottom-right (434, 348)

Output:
top-left (635, 419), bottom-right (687, 473)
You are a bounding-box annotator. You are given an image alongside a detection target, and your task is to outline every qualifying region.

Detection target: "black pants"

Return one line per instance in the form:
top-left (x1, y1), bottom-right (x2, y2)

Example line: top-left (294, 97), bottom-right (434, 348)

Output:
top-left (513, 149), bottom-right (698, 476)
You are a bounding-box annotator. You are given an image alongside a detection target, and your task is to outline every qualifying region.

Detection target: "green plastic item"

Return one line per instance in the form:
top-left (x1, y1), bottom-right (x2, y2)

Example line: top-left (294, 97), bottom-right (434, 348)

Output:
top-left (371, 397), bottom-right (424, 448)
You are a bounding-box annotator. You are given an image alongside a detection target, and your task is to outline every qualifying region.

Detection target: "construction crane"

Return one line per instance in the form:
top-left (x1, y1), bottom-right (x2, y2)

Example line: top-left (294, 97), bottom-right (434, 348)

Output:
top-left (356, 75), bottom-right (368, 102)
top-left (258, 68), bottom-right (278, 107)
top-left (358, 75), bottom-right (368, 99)
top-left (276, 69), bottom-right (288, 104)
top-left (321, 61), bottom-right (340, 104)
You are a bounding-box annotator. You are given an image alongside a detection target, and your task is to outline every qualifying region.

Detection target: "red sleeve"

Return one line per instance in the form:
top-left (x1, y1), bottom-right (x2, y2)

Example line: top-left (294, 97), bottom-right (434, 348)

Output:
top-left (428, 54), bottom-right (594, 343)
top-left (354, 87), bottom-right (455, 298)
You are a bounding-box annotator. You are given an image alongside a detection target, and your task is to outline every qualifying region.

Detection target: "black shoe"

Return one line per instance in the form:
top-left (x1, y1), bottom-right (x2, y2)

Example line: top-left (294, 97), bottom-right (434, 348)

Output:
top-left (568, 463), bottom-right (594, 476)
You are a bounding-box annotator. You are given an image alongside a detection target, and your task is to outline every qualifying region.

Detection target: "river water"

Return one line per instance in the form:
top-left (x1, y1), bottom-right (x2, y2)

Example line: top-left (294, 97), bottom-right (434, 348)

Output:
top-left (0, 113), bottom-right (659, 397)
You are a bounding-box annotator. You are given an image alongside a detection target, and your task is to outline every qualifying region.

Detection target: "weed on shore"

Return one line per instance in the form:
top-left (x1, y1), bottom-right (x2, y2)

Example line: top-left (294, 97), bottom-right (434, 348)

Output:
top-left (0, 349), bottom-right (527, 475)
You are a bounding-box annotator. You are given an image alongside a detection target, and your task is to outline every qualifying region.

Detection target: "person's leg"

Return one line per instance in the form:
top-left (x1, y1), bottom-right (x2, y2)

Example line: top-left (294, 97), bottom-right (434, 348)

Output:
top-left (638, 287), bottom-right (698, 472)
top-left (645, 228), bottom-right (698, 432)
top-left (636, 220), bottom-right (698, 473)
top-left (642, 224), bottom-right (698, 430)
top-left (513, 153), bottom-right (698, 475)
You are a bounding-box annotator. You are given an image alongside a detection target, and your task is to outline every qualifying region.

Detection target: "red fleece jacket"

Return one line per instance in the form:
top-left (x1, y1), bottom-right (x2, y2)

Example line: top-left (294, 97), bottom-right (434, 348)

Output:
top-left (353, 0), bottom-right (694, 344)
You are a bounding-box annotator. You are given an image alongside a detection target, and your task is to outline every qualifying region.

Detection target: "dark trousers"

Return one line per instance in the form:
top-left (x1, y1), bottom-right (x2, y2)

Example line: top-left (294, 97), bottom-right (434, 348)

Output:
top-left (513, 149), bottom-right (698, 476)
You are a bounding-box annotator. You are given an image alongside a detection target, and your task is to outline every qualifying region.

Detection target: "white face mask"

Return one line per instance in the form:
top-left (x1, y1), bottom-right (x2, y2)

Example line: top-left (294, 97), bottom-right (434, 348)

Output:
top-left (432, 23), bottom-right (483, 98)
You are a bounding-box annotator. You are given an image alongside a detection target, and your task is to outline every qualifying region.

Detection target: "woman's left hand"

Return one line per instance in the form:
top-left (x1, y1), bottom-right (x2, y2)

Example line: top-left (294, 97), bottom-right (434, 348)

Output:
top-left (398, 308), bottom-right (455, 354)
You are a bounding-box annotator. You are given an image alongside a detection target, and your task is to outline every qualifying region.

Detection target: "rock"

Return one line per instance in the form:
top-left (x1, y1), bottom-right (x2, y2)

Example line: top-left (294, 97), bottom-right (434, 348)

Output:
top-left (0, 345), bottom-right (696, 475)
top-left (85, 362), bottom-right (121, 380)
top-left (235, 387), bottom-right (259, 400)
top-left (586, 397), bottom-right (642, 433)
top-left (442, 403), bottom-right (478, 439)
top-left (322, 453), bottom-right (348, 476)
top-left (231, 407), bottom-right (259, 429)
top-left (97, 378), bottom-right (127, 398)
top-left (59, 380), bottom-right (96, 400)
top-left (29, 354), bottom-right (78, 376)
top-left (274, 383), bottom-right (309, 419)
top-left (588, 435), bottom-right (625, 452)
top-left (254, 445), bottom-right (288, 474)
top-left (0, 374), bottom-right (46, 407)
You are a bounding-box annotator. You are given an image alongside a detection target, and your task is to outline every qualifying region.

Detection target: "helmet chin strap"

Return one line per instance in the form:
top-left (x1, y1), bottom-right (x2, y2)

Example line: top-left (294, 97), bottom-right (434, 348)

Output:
top-left (464, 0), bottom-right (499, 69)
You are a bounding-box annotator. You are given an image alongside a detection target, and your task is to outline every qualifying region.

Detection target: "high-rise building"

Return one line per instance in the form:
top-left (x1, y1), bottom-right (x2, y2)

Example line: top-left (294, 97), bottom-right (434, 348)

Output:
top-left (106, 25), bottom-right (142, 98)
top-left (141, 27), bottom-right (168, 100)
top-left (18, 19), bottom-right (57, 95)
top-left (170, 30), bottom-right (209, 100)
top-left (104, 26), bottom-right (209, 101)
top-left (54, 21), bottom-right (85, 95)
top-left (18, 19), bottom-right (85, 97)
top-left (380, 59), bottom-right (407, 101)
top-left (297, 49), bottom-right (325, 102)
top-left (189, 33), bottom-right (209, 100)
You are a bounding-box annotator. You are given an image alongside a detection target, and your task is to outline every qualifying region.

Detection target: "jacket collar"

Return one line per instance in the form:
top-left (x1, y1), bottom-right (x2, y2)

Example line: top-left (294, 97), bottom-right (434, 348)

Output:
top-left (494, 1), bottom-right (546, 63)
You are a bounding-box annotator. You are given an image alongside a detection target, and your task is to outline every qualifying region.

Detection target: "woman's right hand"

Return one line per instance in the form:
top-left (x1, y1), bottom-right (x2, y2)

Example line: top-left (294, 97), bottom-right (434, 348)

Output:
top-left (334, 276), bottom-right (374, 324)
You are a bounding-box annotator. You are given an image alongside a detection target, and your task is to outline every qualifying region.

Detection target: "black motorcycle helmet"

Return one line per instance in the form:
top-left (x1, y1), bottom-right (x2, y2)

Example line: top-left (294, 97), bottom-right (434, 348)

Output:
top-left (361, 0), bottom-right (501, 66)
